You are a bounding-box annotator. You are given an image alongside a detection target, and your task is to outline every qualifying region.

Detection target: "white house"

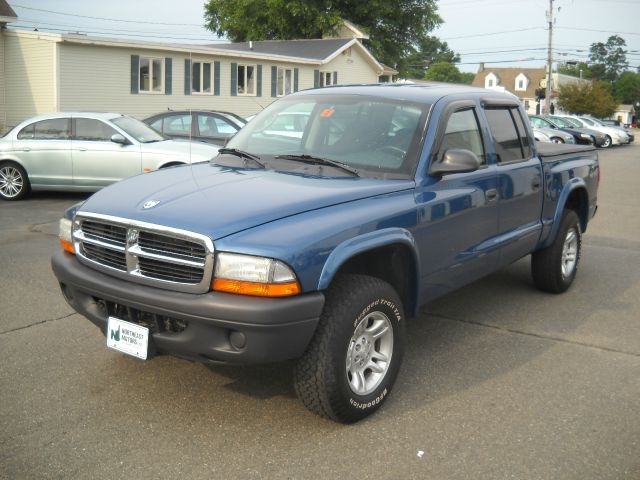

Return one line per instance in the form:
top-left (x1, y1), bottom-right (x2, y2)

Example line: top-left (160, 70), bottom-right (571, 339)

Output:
top-left (0, 4), bottom-right (395, 132)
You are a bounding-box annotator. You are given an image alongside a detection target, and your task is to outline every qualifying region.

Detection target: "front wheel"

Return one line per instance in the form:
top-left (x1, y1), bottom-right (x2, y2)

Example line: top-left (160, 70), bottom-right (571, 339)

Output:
top-left (294, 274), bottom-right (406, 423)
top-left (550, 137), bottom-right (565, 144)
top-left (531, 209), bottom-right (582, 293)
top-left (601, 135), bottom-right (612, 148)
top-left (0, 162), bottom-right (30, 201)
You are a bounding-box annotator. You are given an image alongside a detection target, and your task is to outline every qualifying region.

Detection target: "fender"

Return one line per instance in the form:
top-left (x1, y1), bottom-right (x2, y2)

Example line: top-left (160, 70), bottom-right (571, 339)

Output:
top-left (317, 227), bottom-right (421, 310)
top-left (542, 177), bottom-right (588, 248)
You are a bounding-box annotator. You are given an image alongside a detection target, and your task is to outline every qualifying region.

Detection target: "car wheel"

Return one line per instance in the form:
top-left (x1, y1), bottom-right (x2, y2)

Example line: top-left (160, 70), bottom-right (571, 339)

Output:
top-left (0, 162), bottom-right (30, 201)
top-left (602, 135), bottom-right (612, 148)
top-left (531, 209), bottom-right (581, 293)
top-left (550, 137), bottom-right (565, 144)
top-left (294, 274), bottom-right (406, 423)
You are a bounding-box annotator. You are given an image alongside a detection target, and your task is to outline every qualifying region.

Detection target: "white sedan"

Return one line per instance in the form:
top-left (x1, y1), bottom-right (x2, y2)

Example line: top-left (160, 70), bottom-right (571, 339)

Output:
top-left (0, 112), bottom-right (220, 200)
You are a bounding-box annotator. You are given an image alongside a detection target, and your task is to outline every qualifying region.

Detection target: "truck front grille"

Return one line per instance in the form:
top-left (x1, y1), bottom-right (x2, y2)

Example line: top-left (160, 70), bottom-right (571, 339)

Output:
top-left (73, 213), bottom-right (215, 294)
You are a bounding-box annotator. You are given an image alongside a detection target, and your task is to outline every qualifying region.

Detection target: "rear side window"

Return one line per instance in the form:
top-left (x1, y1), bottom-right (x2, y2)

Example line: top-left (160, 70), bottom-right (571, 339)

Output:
top-left (164, 114), bottom-right (192, 135)
top-left (441, 108), bottom-right (485, 164)
top-left (18, 118), bottom-right (71, 140)
top-left (485, 108), bottom-right (529, 163)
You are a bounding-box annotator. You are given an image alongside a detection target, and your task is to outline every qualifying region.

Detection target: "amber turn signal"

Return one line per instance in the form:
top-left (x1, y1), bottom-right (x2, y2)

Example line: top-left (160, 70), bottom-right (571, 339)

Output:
top-left (212, 278), bottom-right (301, 297)
top-left (60, 238), bottom-right (75, 254)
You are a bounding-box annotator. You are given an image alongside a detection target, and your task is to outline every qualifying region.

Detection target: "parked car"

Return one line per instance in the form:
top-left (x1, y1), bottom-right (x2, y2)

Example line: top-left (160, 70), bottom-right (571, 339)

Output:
top-left (144, 110), bottom-right (246, 145)
top-left (531, 124), bottom-right (575, 144)
top-left (0, 112), bottom-right (220, 201)
top-left (532, 127), bottom-right (551, 142)
top-left (53, 84), bottom-right (599, 423)
top-left (555, 115), bottom-right (629, 147)
top-left (580, 116), bottom-right (634, 143)
top-left (529, 115), bottom-right (599, 146)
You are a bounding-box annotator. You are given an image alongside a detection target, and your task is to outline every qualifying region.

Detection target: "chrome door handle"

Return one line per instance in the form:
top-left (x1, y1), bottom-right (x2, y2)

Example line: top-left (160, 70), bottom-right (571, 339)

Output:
top-left (78, 148), bottom-right (88, 151)
top-left (486, 188), bottom-right (498, 203)
top-left (22, 147), bottom-right (31, 152)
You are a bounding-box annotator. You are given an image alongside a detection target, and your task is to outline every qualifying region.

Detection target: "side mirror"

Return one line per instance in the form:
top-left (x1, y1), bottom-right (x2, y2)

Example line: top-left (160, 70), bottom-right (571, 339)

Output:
top-left (110, 133), bottom-right (128, 145)
top-left (430, 149), bottom-right (481, 176)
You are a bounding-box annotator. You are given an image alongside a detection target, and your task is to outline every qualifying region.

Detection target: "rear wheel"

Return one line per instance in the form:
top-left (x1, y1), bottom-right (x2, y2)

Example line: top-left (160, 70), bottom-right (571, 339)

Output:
top-left (294, 274), bottom-right (405, 423)
top-left (0, 162), bottom-right (30, 201)
top-left (531, 209), bottom-right (581, 293)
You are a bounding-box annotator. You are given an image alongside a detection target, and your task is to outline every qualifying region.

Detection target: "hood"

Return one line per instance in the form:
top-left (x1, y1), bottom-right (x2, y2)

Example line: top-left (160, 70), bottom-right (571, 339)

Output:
top-left (141, 140), bottom-right (220, 162)
top-left (78, 163), bottom-right (414, 240)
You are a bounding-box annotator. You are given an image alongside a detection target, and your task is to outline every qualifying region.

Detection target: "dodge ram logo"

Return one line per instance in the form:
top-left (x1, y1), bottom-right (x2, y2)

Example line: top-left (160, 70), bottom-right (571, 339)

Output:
top-left (143, 200), bottom-right (161, 209)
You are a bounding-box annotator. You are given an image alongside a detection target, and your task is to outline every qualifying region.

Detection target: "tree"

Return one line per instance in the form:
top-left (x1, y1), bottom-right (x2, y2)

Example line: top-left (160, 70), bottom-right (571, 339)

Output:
top-left (423, 63), bottom-right (468, 84)
top-left (588, 35), bottom-right (628, 83)
top-left (403, 36), bottom-right (459, 79)
top-left (614, 71), bottom-right (640, 104)
top-left (557, 81), bottom-right (618, 118)
top-left (203, 0), bottom-right (443, 77)
top-left (558, 62), bottom-right (591, 79)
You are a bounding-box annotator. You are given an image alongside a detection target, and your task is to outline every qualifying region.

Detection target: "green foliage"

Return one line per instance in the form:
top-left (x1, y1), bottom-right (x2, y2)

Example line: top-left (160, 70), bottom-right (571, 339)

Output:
top-left (460, 72), bottom-right (475, 85)
top-left (614, 71), bottom-right (640, 104)
top-left (588, 35), bottom-right (629, 83)
top-left (203, 0), bottom-right (443, 77)
top-left (403, 36), bottom-right (459, 79)
top-left (558, 62), bottom-right (591, 79)
top-left (423, 63), bottom-right (467, 84)
top-left (557, 81), bottom-right (618, 118)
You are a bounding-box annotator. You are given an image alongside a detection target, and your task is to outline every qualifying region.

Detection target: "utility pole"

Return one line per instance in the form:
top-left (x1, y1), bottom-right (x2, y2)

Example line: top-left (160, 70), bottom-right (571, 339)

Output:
top-left (545, 0), bottom-right (554, 114)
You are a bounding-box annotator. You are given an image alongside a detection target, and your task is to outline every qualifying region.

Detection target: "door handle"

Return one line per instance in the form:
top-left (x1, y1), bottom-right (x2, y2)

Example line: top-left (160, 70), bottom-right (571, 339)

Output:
top-left (531, 177), bottom-right (541, 189)
top-left (486, 188), bottom-right (498, 202)
top-left (78, 148), bottom-right (88, 152)
top-left (22, 147), bottom-right (31, 152)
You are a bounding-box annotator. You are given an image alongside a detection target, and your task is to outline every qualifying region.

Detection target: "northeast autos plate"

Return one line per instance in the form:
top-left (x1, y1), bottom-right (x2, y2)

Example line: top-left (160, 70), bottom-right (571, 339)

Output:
top-left (106, 317), bottom-right (149, 360)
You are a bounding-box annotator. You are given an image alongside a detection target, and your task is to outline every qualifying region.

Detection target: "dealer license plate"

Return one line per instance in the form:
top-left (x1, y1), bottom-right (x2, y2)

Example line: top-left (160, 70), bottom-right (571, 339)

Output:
top-left (106, 317), bottom-right (149, 360)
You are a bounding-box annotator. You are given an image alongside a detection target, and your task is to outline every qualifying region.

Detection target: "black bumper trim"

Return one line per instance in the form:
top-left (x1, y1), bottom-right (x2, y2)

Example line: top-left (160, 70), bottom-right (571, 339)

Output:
top-left (52, 250), bottom-right (324, 364)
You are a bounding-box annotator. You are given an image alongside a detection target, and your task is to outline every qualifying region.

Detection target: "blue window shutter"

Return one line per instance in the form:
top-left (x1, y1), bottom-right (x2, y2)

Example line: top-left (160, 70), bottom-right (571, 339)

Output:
top-left (184, 59), bottom-right (192, 95)
top-left (165, 58), bottom-right (172, 95)
top-left (314, 69), bottom-right (320, 88)
top-left (294, 68), bottom-right (299, 92)
top-left (257, 64), bottom-right (262, 97)
top-left (130, 55), bottom-right (139, 94)
top-left (214, 61), bottom-right (221, 96)
top-left (231, 63), bottom-right (237, 96)
top-left (271, 66), bottom-right (277, 97)
top-left (333, 71), bottom-right (338, 85)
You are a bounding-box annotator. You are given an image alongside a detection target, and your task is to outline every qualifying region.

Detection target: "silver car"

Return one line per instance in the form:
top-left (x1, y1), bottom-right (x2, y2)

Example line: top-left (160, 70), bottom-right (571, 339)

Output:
top-left (0, 112), bottom-right (220, 200)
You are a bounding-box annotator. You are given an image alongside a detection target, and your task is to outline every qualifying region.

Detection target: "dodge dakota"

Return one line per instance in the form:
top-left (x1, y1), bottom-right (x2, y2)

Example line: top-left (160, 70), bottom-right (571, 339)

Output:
top-left (52, 84), bottom-right (599, 423)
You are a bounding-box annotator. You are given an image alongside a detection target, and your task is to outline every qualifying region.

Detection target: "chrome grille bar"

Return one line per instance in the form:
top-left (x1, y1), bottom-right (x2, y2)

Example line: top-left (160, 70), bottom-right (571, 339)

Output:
top-left (73, 213), bottom-right (215, 294)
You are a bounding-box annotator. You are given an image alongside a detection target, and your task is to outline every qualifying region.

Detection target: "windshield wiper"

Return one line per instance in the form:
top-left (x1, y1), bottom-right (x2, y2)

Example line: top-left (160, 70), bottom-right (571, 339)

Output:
top-left (275, 154), bottom-right (359, 177)
top-left (217, 148), bottom-right (265, 168)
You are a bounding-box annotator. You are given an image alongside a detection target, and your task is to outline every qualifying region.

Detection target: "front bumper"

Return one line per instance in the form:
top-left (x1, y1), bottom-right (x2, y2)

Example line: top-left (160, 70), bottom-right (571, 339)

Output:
top-left (52, 251), bottom-right (324, 365)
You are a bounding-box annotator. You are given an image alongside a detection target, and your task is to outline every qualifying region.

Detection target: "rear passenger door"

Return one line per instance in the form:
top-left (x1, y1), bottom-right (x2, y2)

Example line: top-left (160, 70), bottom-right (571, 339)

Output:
top-left (483, 103), bottom-right (543, 266)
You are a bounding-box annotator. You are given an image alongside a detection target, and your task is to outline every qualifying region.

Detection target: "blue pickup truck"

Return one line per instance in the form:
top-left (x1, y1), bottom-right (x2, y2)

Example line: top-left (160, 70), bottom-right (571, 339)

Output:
top-left (52, 84), bottom-right (599, 423)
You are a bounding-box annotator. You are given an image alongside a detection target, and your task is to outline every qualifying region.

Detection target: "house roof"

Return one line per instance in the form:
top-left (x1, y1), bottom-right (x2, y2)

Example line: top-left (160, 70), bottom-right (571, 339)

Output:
top-left (0, 0), bottom-right (17, 23)
top-left (211, 38), bottom-right (353, 60)
top-left (473, 67), bottom-right (546, 99)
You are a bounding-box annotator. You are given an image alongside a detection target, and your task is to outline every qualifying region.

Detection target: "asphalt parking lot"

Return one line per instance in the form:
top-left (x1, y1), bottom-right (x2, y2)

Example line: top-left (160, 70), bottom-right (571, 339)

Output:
top-left (1, 142), bottom-right (639, 479)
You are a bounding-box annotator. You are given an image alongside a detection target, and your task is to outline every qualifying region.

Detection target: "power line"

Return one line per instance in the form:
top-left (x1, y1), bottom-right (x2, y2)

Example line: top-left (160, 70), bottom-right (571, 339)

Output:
top-left (12, 4), bottom-right (205, 26)
top-left (10, 25), bottom-right (220, 42)
top-left (442, 27), bottom-right (544, 41)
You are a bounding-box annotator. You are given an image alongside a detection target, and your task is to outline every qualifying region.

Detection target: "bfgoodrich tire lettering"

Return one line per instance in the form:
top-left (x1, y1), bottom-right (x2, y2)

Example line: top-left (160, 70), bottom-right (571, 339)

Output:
top-left (531, 209), bottom-right (582, 293)
top-left (293, 274), bottom-right (405, 423)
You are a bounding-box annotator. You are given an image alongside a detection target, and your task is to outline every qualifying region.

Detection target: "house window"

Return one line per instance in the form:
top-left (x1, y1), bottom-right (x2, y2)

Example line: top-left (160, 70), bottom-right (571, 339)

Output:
top-left (320, 71), bottom-right (334, 87)
top-left (237, 64), bottom-right (256, 96)
top-left (488, 79), bottom-right (494, 87)
top-left (518, 80), bottom-right (524, 89)
top-left (139, 57), bottom-right (163, 93)
top-left (192, 62), bottom-right (214, 94)
top-left (278, 67), bottom-right (293, 96)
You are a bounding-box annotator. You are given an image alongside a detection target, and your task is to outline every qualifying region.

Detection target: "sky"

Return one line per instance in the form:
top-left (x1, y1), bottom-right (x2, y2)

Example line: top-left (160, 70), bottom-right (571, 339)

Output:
top-left (7, 0), bottom-right (640, 75)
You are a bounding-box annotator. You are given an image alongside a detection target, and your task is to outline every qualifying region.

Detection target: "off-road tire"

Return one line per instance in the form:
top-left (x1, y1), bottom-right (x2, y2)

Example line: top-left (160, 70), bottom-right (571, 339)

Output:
top-left (294, 274), bottom-right (406, 423)
top-left (531, 209), bottom-right (582, 293)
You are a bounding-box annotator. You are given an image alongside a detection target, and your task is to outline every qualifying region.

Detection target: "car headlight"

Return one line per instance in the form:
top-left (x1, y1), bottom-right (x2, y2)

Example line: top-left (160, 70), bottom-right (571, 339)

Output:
top-left (212, 252), bottom-right (301, 297)
top-left (580, 133), bottom-right (591, 139)
top-left (59, 218), bottom-right (75, 254)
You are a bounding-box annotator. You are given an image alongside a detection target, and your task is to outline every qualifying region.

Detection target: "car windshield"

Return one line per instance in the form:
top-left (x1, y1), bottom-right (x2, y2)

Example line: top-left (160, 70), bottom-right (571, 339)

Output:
top-left (579, 117), bottom-right (596, 126)
top-left (551, 116), bottom-right (577, 128)
top-left (112, 116), bottom-right (166, 143)
top-left (225, 94), bottom-right (429, 179)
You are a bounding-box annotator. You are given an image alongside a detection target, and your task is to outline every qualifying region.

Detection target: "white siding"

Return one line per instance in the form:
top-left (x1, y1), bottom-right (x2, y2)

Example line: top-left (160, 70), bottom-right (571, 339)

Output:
top-left (4, 33), bottom-right (56, 128)
top-left (0, 31), bottom-right (5, 132)
top-left (324, 47), bottom-right (379, 84)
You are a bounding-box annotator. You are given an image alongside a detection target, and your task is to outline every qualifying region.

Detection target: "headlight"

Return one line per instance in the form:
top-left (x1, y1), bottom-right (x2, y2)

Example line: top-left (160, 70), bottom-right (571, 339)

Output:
top-left (212, 252), bottom-right (301, 297)
top-left (580, 133), bottom-right (590, 139)
top-left (59, 218), bottom-right (75, 254)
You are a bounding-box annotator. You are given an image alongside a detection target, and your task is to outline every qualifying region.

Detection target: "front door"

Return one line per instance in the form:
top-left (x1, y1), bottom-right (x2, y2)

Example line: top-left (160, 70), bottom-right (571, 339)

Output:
top-left (71, 118), bottom-right (141, 188)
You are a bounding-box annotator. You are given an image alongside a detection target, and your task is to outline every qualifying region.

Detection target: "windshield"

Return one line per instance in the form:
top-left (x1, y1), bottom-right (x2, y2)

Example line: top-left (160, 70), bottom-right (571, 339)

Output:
top-left (579, 117), bottom-right (596, 126)
top-left (550, 116), bottom-right (578, 128)
top-left (112, 116), bottom-right (166, 143)
top-left (225, 94), bottom-right (430, 179)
